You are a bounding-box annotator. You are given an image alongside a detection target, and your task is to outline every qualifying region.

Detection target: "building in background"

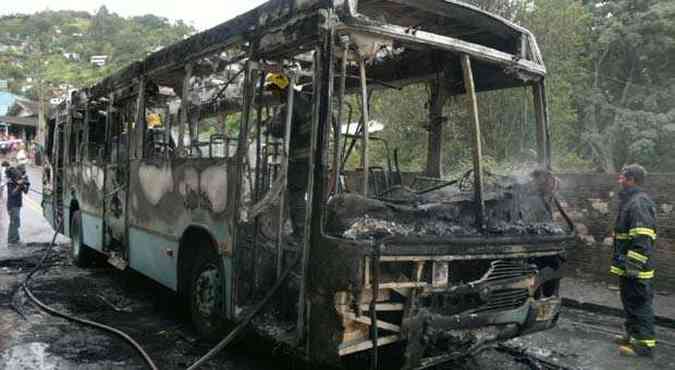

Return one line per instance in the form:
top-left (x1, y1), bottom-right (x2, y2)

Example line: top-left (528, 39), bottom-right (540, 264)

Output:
top-left (0, 91), bottom-right (40, 143)
top-left (90, 55), bottom-right (108, 67)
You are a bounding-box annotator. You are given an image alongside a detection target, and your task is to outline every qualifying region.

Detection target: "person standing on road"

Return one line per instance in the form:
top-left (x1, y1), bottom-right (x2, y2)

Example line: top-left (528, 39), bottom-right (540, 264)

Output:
top-left (5, 163), bottom-right (30, 246)
top-left (610, 164), bottom-right (657, 357)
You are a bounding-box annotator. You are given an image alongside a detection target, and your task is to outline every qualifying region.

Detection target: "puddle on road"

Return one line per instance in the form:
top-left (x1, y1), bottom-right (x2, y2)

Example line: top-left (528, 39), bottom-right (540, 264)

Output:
top-left (0, 342), bottom-right (77, 369)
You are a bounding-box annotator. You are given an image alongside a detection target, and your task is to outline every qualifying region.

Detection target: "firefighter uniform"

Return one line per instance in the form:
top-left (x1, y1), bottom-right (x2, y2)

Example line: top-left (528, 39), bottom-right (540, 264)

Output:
top-left (269, 92), bottom-right (313, 237)
top-left (610, 186), bottom-right (657, 354)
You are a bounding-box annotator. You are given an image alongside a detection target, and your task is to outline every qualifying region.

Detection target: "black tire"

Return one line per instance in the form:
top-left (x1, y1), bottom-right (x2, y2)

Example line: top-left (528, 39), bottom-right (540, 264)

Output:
top-left (70, 211), bottom-right (94, 267)
top-left (189, 246), bottom-right (229, 341)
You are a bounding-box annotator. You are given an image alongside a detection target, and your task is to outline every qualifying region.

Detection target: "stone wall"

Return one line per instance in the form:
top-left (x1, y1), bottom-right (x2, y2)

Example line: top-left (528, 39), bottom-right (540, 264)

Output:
top-left (557, 173), bottom-right (675, 292)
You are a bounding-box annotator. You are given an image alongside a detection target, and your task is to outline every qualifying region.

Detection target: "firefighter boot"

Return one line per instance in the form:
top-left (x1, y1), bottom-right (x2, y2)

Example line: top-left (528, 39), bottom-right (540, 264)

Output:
top-left (618, 343), bottom-right (654, 358)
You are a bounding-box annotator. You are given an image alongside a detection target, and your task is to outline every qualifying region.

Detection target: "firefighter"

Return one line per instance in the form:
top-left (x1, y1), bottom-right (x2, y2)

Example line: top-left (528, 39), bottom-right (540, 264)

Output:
top-left (265, 73), bottom-right (313, 240)
top-left (610, 164), bottom-right (656, 357)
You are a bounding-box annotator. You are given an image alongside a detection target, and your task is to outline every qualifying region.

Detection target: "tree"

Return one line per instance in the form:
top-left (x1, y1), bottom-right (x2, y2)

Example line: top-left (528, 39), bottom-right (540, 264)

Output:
top-left (582, 0), bottom-right (675, 172)
top-left (517, 0), bottom-right (593, 171)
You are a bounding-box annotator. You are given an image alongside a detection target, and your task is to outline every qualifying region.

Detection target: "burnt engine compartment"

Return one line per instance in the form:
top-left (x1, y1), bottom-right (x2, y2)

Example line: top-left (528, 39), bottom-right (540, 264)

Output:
top-left (326, 174), bottom-right (565, 241)
top-left (317, 173), bottom-right (570, 367)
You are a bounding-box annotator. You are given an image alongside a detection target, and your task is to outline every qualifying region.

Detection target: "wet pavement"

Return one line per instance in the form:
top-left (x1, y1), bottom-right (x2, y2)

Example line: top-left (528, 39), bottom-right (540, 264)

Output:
top-left (560, 276), bottom-right (675, 322)
top-left (1, 166), bottom-right (675, 369)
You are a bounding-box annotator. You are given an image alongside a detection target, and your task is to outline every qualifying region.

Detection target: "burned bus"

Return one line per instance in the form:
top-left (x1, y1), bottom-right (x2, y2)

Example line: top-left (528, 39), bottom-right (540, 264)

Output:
top-left (42, 0), bottom-right (575, 368)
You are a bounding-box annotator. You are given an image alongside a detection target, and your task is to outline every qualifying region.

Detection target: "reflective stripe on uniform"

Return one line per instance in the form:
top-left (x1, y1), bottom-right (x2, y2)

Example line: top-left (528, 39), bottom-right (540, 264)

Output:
top-left (615, 233), bottom-right (630, 240)
top-left (638, 270), bottom-right (655, 279)
top-left (627, 250), bottom-right (649, 263)
top-left (629, 227), bottom-right (656, 240)
top-left (610, 266), bottom-right (653, 279)
top-left (610, 266), bottom-right (625, 276)
top-left (632, 337), bottom-right (657, 347)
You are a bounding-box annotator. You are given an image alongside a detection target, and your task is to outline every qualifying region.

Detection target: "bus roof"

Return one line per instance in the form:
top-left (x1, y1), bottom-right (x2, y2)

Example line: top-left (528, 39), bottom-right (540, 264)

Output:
top-left (86, 0), bottom-right (545, 99)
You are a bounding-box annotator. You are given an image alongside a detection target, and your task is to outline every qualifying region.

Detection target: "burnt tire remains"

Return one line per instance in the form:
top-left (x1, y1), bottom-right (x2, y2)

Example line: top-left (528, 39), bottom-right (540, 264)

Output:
top-left (189, 245), bottom-right (228, 341)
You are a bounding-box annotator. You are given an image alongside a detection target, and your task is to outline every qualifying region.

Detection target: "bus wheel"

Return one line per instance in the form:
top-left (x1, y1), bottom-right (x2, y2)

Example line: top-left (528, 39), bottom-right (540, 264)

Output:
top-left (189, 246), bottom-right (228, 341)
top-left (70, 211), bottom-right (93, 267)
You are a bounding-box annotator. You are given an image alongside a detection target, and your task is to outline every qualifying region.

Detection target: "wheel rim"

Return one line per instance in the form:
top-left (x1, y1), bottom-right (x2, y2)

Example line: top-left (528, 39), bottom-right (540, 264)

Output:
top-left (193, 263), bottom-right (221, 319)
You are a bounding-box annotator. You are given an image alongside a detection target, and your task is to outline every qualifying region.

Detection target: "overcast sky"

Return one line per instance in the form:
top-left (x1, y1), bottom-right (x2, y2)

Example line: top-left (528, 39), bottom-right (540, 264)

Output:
top-left (0, 0), bottom-right (269, 30)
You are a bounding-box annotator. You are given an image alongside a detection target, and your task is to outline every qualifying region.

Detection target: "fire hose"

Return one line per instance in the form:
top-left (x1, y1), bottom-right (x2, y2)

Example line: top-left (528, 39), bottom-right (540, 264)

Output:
top-left (15, 212), bottom-right (300, 370)
top-left (15, 217), bottom-right (160, 370)
top-left (5, 173), bottom-right (299, 369)
top-left (186, 255), bottom-right (300, 370)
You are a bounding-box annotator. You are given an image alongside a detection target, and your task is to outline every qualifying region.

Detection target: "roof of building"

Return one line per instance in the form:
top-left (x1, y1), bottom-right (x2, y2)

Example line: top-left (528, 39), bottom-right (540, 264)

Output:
top-left (0, 92), bottom-right (40, 117)
top-left (0, 91), bottom-right (22, 116)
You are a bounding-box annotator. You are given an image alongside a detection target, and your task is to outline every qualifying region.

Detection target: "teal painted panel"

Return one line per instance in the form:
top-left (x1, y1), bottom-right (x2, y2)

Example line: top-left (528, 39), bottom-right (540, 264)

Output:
top-left (128, 227), bottom-right (233, 318)
top-left (129, 228), bottom-right (179, 291)
top-left (81, 212), bottom-right (103, 251)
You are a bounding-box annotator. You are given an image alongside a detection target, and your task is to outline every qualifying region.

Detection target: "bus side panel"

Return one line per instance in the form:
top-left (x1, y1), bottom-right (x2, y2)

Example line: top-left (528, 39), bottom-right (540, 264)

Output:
top-left (81, 211), bottom-right (104, 251)
top-left (128, 227), bottom-right (179, 290)
top-left (127, 159), bottom-right (235, 312)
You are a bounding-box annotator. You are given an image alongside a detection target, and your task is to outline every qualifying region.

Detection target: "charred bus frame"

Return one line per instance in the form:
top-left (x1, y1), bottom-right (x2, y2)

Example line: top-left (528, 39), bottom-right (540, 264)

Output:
top-left (42, 1), bottom-right (575, 369)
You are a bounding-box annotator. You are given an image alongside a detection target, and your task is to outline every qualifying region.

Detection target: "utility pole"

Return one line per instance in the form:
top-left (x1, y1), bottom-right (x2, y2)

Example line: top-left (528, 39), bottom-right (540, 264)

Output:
top-left (37, 73), bottom-right (46, 149)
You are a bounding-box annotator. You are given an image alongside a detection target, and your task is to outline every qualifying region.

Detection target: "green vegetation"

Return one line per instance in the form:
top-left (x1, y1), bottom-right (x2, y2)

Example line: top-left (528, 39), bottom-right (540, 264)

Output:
top-left (363, 0), bottom-right (675, 174)
top-left (2, 1), bottom-right (674, 173)
top-left (0, 6), bottom-right (194, 99)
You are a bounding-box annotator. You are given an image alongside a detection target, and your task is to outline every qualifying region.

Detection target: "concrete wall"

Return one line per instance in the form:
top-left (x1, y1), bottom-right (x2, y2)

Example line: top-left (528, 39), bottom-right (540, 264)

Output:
top-left (557, 173), bottom-right (675, 292)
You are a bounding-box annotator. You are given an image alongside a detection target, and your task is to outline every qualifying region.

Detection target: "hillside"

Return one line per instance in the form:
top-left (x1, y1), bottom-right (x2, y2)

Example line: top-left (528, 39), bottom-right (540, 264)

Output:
top-left (0, 6), bottom-right (194, 102)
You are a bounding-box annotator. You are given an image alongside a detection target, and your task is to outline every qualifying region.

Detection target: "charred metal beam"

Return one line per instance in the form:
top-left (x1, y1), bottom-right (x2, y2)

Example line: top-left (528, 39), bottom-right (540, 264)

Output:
top-left (359, 58), bottom-right (370, 198)
top-left (533, 82), bottom-right (548, 167)
top-left (178, 63), bottom-right (192, 154)
top-left (382, 0), bottom-right (523, 40)
top-left (276, 73), bottom-right (296, 279)
top-left (297, 47), bottom-right (323, 347)
top-left (337, 20), bottom-right (546, 76)
top-left (332, 37), bottom-right (350, 195)
top-left (369, 241), bottom-right (381, 370)
top-left (460, 55), bottom-right (485, 231)
top-left (379, 238), bottom-right (573, 257)
top-left (344, 49), bottom-right (535, 97)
